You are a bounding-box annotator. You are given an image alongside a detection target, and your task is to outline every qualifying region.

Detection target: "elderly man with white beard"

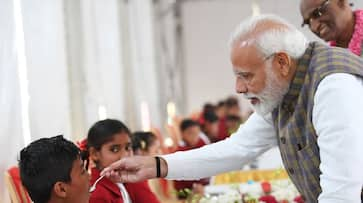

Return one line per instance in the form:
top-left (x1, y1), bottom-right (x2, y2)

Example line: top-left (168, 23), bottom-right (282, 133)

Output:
top-left (102, 14), bottom-right (363, 202)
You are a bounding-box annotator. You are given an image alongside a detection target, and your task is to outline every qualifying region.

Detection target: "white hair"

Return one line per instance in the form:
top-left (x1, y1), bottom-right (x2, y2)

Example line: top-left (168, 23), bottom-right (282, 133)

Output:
top-left (229, 14), bottom-right (308, 59)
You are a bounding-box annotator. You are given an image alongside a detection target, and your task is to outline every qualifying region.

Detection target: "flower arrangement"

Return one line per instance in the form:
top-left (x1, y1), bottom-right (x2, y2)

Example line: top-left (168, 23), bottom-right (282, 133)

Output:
top-left (200, 180), bottom-right (304, 203)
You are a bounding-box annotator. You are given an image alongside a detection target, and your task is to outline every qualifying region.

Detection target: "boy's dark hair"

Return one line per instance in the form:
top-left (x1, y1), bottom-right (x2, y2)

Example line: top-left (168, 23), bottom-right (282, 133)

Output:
top-left (180, 119), bottom-right (199, 132)
top-left (87, 119), bottom-right (131, 150)
top-left (19, 135), bottom-right (79, 203)
top-left (202, 103), bottom-right (216, 113)
top-left (131, 131), bottom-right (157, 151)
top-left (217, 100), bottom-right (225, 108)
top-left (225, 96), bottom-right (239, 108)
top-left (202, 110), bottom-right (219, 123)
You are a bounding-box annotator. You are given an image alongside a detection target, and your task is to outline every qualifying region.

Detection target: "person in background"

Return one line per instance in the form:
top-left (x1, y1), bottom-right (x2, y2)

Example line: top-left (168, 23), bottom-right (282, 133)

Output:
top-left (300, 0), bottom-right (363, 56)
top-left (202, 103), bottom-right (216, 114)
top-left (132, 131), bottom-right (160, 156)
top-left (174, 119), bottom-right (209, 199)
top-left (86, 119), bottom-right (159, 203)
top-left (215, 100), bottom-right (226, 119)
top-left (19, 135), bottom-right (90, 203)
top-left (225, 96), bottom-right (241, 117)
top-left (199, 110), bottom-right (221, 143)
top-left (225, 114), bottom-right (242, 135)
top-left (218, 96), bottom-right (242, 140)
top-left (178, 119), bottom-right (206, 150)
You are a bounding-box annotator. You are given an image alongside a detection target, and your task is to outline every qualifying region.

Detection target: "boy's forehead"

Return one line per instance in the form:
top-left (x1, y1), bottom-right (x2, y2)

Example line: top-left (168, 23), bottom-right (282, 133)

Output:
top-left (71, 157), bottom-right (83, 173)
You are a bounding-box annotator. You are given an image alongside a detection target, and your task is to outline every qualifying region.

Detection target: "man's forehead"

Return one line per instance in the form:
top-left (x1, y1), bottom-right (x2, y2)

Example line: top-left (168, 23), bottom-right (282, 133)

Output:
top-left (300, 0), bottom-right (323, 14)
top-left (300, 0), bottom-right (314, 9)
top-left (231, 42), bottom-right (260, 63)
top-left (239, 39), bottom-right (255, 48)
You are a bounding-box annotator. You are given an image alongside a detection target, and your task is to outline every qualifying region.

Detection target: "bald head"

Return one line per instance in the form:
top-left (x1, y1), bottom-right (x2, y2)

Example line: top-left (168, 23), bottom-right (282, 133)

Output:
top-left (300, 0), bottom-right (349, 11)
top-left (299, 0), bottom-right (354, 43)
top-left (300, 0), bottom-right (315, 13)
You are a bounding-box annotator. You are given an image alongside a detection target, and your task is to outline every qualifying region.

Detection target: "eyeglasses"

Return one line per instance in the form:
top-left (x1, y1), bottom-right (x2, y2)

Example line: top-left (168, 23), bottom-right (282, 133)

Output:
top-left (262, 53), bottom-right (275, 61)
top-left (301, 0), bottom-right (331, 27)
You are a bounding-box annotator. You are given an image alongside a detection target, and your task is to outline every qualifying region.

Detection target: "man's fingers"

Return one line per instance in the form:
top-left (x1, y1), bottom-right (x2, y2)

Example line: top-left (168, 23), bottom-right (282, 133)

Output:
top-left (101, 159), bottom-right (125, 176)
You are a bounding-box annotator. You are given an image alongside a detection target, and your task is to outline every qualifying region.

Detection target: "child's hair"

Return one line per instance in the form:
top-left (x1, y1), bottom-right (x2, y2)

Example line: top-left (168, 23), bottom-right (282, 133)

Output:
top-left (225, 96), bottom-right (239, 108)
top-left (217, 100), bottom-right (225, 108)
top-left (202, 103), bottom-right (216, 114)
top-left (19, 135), bottom-right (79, 203)
top-left (131, 131), bottom-right (157, 152)
top-left (202, 110), bottom-right (219, 123)
top-left (87, 119), bottom-right (131, 150)
top-left (180, 119), bottom-right (199, 132)
top-left (226, 114), bottom-right (241, 122)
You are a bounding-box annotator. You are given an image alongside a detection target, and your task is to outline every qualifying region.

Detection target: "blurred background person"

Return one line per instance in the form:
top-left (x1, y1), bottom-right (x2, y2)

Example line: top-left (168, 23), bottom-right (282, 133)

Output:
top-left (199, 110), bottom-right (220, 143)
top-left (300, 0), bottom-right (363, 56)
top-left (173, 119), bottom-right (209, 200)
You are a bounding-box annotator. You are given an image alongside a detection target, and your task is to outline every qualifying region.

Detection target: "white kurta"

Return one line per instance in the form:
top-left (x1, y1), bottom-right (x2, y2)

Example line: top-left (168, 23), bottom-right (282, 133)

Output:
top-left (162, 73), bottom-right (363, 203)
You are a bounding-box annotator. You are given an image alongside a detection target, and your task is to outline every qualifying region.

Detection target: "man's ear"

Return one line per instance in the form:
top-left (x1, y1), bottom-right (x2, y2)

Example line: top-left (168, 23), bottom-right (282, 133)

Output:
top-left (274, 52), bottom-right (291, 77)
top-left (53, 182), bottom-right (67, 198)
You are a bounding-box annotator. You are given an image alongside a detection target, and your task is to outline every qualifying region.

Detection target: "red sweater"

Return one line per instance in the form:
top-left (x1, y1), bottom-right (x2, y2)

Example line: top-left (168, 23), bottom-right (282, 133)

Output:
top-left (90, 168), bottom-right (160, 203)
top-left (173, 139), bottom-right (209, 192)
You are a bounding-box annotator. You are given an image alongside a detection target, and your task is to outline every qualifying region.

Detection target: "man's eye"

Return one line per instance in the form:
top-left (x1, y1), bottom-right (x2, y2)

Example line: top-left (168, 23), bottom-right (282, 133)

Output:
top-left (239, 73), bottom-right (251, 80)
top-left (311, 9), bottom-right (321, 18)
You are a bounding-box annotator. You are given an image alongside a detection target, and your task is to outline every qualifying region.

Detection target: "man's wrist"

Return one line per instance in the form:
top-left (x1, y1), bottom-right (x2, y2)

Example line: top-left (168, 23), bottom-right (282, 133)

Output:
top-left (159, 157), bottom-right (168, 178)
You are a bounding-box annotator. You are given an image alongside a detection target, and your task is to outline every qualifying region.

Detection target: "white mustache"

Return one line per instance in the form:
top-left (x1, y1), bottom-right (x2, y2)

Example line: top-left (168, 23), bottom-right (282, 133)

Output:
top-left (242, 93), bottom-right (260, 100)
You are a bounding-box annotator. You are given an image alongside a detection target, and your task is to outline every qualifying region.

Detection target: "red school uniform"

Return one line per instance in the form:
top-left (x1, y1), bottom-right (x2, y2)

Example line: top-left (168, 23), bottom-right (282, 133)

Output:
top-left (90, 168), bottom-right (160, 203)
top-left (173, 138), bottom-right (210, 194)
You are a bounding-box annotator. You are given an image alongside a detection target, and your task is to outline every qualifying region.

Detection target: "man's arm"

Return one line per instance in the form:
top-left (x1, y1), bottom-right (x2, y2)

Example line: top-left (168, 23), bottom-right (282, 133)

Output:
top-left (313, 73), bottom-right (363, 203)
top-left (163, 112), bottom-right (277, 180)
top-left (102, 113), bottom-right (277, 182)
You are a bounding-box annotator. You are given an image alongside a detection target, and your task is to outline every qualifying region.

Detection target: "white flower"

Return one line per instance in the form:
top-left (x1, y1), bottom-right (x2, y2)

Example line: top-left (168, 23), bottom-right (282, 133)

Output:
top-left (200, 191), bottom-right (242, 203)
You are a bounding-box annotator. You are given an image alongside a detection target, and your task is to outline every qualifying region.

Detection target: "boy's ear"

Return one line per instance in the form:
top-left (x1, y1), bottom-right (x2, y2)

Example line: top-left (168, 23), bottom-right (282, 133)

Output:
top-left (89, 147), bottom-right (99, 162)
top-left (53, 182), bottom-right (67, 198)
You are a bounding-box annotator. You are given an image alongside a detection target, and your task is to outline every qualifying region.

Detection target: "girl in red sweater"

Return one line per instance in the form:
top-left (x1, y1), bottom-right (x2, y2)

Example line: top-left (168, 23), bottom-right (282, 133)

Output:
top-left (85, 119), bottom-right (160, 203)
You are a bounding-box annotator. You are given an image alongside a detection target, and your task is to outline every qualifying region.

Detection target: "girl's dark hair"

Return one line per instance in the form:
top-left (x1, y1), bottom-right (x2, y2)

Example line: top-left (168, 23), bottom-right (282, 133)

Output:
top-left (87, 119), bottom-right (131, 150)
top-left (131, 131), bottom-right (157, 152)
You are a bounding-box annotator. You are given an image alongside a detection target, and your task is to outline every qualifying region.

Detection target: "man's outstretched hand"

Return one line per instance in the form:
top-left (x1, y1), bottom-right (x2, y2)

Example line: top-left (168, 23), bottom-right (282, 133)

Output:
top-left (101, 156), bottom-right (168, 183)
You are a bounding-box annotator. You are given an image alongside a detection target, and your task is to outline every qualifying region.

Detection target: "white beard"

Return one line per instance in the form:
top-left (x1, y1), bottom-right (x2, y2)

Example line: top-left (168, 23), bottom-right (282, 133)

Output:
top-left (243, 62), bottom-right (290, 116)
